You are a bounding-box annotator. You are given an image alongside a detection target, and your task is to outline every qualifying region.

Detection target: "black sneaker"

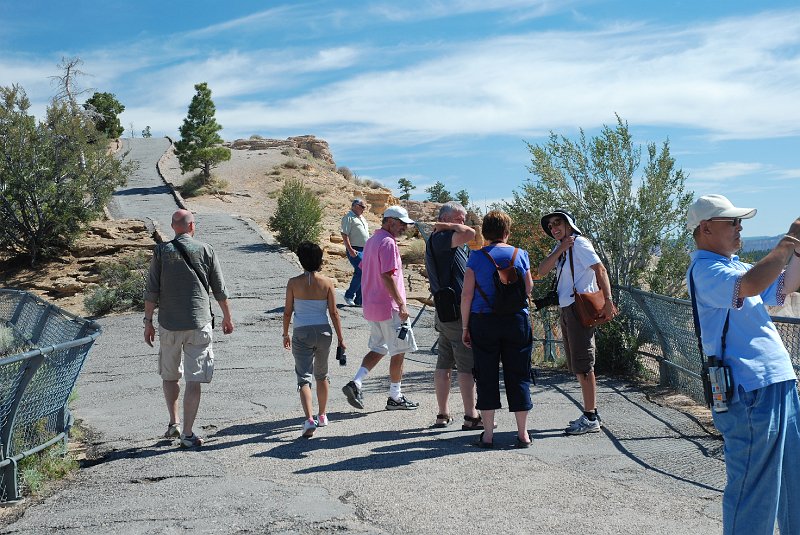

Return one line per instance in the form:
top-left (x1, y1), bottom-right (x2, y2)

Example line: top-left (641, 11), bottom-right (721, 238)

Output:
top-left (385, 395), bottom-right (419, 410)
top-left (342, 381), bottom-right (364, 409)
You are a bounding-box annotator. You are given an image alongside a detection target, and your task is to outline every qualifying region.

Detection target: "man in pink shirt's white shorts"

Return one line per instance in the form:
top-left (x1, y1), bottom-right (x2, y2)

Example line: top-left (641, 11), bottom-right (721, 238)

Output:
top-left (342, 206), bottom-right (420, 411)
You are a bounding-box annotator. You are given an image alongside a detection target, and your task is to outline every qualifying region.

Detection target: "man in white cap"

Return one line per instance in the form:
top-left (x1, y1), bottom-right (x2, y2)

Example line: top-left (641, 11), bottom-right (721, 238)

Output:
top-left (342, 205), bottom-right (420, 410)
top-left (686, 194), bottom-right (800, 534)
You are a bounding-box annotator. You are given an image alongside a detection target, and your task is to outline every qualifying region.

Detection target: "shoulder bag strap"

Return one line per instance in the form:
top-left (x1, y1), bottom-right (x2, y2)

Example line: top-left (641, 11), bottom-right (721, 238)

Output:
top-left (568, 247), bottom-right (577, 296)
top-left (688, 266), bottom-right (730, 362)
top-left (473, 247), bottom-right (494, 307)
top-left (171, 239), bottom-right (215, 323)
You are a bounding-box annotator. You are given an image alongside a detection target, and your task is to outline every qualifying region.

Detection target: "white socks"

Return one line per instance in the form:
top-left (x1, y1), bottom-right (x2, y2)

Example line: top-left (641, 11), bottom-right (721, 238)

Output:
top-left (389, 382), bottom-right (402, 401)
top-left (353, 367), bottom-right (369, 388)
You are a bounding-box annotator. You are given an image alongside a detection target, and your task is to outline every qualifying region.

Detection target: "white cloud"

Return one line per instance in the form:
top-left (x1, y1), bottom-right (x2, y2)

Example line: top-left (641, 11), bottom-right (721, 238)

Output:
top-left (367, 0), bottom-right (570, 22)
top-left (7, 6), bottom-right (800, 151)
top-left (137, 8), bottom-right (800, 147)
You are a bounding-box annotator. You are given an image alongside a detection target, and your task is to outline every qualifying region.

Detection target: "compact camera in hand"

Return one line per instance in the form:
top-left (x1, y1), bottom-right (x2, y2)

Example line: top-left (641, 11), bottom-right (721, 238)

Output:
top-left (336, 346), bottom-right (347, 366)
top-left (533, 290), bottom-right (559, 310)
top-left (397, 322), bottom-right (410, 340)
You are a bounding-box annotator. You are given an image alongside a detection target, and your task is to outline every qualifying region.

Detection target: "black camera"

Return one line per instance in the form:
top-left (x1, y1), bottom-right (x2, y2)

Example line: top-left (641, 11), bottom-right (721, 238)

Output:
top-left (533, 290), bottom-right (559, 310)
top-left (397, 322), bottom-right (410, 340)
top-left (336, 346), bottom-right (347, 366)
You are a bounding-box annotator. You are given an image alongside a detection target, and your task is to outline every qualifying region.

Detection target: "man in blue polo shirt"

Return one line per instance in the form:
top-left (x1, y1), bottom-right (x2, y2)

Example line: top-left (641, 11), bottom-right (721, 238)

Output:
top-left (686, 194), bottom-right (800, 534)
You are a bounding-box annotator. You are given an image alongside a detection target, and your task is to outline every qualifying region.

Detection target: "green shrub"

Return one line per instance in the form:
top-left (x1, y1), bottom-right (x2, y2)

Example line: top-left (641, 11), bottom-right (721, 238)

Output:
top-left (282, 160), bottom-right (299, 169)
top-left (84, 252), bottom-right (150, 316)
top-left (178, 173), bottom-right (229, 197)
top-left (269, 179), bottom-right (322, 252)
top-left (0, 324), bottom-right (31, 357)
top-left (337, 166), bottom-right (354, 181)
top-left (595, 315), bottom-right (642, 377)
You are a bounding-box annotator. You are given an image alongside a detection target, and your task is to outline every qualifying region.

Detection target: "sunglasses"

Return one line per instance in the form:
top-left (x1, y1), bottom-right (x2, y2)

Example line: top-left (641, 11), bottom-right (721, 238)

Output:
top-left (709, 217), bottom-right (742, 227)
top-left (547, 219), bottom-right (564, 229)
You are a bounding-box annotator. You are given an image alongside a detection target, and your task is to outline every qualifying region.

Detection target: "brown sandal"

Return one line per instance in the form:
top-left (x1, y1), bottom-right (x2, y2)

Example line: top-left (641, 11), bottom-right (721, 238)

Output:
top-left (433, 414), bottom-right (453, 428)
top-left (462, 415), bottom-right (485, 431)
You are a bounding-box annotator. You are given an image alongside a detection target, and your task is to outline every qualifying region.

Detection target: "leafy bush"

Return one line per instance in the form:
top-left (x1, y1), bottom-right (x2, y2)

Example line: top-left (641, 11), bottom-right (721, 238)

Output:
top-left (84, 252), bottom-right (149, 316)
top-left (269, 179), bottom-right (322, 252)
top-left (595, 315), bottom-right (642, 377)
top-left (178, 173), bottom-right (229, 197)
top-left (0, 324), bottom-right (33, 356)
top-left (0, 84), bottom-right (133, 266)
top-left (337, 166), bottom-right (354, 181)
top-left (282, 160), bottom-right (299, 169)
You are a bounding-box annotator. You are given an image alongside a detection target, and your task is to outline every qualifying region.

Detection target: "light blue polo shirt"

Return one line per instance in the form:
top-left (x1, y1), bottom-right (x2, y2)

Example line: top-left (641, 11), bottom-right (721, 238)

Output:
top-left (687, 250), bottom-right (795, 399)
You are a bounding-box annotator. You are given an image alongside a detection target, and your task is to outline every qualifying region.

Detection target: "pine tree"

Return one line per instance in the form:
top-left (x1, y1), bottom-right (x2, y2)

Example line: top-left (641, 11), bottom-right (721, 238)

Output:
top-left (455, 189), bottom-right (469, 208)
top-left (397, 177), bottom-right (415, 200)
top-left (174, 82), bottom-right (231, 181)
top-left (425, 181), bottom-right (452, 203)
top-left (84, 92), bottom-right (125, 139)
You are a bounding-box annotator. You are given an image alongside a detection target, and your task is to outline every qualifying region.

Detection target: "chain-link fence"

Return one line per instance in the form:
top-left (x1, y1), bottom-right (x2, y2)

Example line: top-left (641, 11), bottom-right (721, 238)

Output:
top-left (532, 285), bottom-right (800, 404)
top-left (0, 289), bottom-right (101, 503)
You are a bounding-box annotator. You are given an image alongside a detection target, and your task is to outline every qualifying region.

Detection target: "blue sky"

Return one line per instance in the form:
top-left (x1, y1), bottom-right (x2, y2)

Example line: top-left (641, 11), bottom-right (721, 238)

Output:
top-left (2, 0), bottom-right (799, 237)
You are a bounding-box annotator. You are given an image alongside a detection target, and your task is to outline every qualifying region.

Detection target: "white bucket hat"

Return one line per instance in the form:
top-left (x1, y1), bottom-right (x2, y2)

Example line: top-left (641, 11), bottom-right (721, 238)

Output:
top-left (686, 194), bottom-right (756, 230)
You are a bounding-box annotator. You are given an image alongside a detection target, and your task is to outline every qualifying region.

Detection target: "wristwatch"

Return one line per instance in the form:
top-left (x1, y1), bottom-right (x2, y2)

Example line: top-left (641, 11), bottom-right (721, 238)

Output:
top-left (143, 317), bottom-right (153, 325)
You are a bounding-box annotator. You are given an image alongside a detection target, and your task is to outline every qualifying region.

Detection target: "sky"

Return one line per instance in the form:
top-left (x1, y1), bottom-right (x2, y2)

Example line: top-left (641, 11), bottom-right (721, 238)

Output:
top-left (1, 0), bottom-right (799, 238)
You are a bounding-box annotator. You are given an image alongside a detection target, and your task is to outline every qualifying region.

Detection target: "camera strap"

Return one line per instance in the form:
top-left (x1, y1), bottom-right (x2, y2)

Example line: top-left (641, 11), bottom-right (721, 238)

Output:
top-left (688, 266), bottom-right (730, 362)
top-left (171, 238), bottom-right (215, 328)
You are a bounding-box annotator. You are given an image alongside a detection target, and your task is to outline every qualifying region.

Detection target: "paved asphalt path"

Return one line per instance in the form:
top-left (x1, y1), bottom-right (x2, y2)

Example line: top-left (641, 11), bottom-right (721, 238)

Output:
top-left (2, 139), bottom-right (726, 534)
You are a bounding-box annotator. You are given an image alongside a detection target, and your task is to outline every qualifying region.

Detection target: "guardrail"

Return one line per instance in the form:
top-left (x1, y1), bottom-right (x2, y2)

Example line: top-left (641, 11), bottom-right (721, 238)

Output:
top-left (532, 284), bottom-right (800, 404)
top-left (0, 289), bottom-right (101, 503)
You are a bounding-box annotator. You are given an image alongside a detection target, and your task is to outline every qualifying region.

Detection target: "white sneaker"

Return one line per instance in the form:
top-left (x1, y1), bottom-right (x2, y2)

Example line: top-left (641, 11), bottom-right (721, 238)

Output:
top-left (302, 418), bottom-right (317, 437)
top-left (565, 415), bottom-right (601, 435)
top-left (344, 296), bottom-right (356, 306)
top-left (569, 411), bottom-right (602, 428)
top-left (317, 414), bottom-right (329, 427)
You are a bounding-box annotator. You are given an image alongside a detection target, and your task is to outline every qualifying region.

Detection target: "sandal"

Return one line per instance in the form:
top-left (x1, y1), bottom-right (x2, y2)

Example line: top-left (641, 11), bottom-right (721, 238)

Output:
top-left (475, 431), bottom-right (494, 449)
top-left (462, 414), bottom-right (485, 431)
top-left (433, 414), bottom-right (453, 428)
top-left (515, 433), bottom-right (532, 449)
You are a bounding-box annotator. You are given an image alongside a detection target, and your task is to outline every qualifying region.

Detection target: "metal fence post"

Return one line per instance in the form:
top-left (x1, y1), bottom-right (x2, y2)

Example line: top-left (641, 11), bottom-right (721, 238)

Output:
top-left (0, 353), bottom-right (45, 502)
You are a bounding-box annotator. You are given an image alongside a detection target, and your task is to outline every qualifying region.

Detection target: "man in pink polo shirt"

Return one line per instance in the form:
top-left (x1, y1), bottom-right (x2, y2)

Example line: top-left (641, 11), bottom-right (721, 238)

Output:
top-left (342, 206), bottom-right (420, 410)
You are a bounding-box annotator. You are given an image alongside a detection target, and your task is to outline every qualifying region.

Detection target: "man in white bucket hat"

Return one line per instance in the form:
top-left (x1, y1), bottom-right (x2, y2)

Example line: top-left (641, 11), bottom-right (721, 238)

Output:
top-left (687, 194), bottom-right (800, 533)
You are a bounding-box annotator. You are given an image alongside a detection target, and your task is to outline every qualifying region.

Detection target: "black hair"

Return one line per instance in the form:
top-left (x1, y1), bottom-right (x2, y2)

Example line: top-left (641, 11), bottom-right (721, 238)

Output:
top-left (296, 242), bottom-right (323, 272)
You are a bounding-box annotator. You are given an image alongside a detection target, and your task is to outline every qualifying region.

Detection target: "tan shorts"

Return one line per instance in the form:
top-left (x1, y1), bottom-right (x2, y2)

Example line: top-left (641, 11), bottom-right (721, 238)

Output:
top-left (158, 323), bottom-right (214, 383)
top-left (560, 304), bottom-right (596, 375)
top-left (434, 315), bottom-right (474, 373)
top-left (367, 311), bottom-right (418, 356)
top-left (292, 324), bottom-right (332, 386)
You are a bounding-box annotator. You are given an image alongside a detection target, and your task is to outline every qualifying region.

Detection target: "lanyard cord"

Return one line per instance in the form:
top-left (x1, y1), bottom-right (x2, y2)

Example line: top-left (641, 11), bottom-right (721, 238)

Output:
top-left (688, 265), bottom-right (731, 362)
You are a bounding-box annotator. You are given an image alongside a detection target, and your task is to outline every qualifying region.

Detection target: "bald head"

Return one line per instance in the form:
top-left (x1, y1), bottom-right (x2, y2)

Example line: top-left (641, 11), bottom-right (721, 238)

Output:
top-left (171, 209), bottom-right (195, 235)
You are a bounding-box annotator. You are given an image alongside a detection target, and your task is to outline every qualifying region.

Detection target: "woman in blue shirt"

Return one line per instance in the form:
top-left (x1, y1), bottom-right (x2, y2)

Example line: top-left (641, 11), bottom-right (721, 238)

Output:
top-left (461, 210), bottom-right (534, 448)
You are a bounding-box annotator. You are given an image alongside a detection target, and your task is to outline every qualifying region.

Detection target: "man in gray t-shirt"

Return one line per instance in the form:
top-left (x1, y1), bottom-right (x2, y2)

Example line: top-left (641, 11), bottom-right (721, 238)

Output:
top-left (144, 209), bottom-right (234, 447)
top-left (424, 202), bottom-right (482, 430)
